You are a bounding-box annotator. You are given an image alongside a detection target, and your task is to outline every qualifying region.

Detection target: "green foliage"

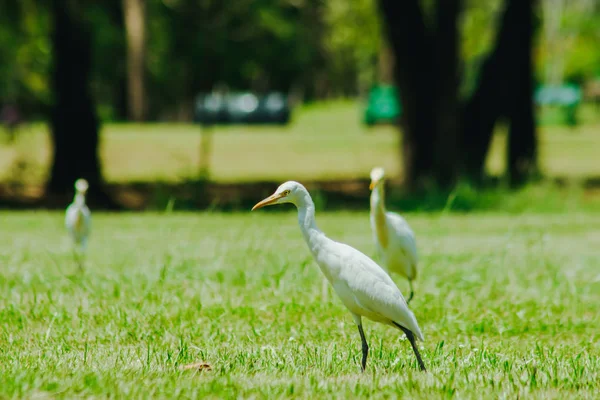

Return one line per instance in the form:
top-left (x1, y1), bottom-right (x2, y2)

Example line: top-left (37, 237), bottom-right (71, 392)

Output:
top-left (536, 0), bottom-right (600, 83)
top-left (85, 3), bottom-right (126, 121)
top-left (145, 0), bottom-right (324, 109)
top-left (0, 210), bottom-right (598, 396)
top-left (562, 23), bottom-right (600, 82)
top-left (458, 0), bottom-right (504, 98)
top-left (0, 0), bottom-right (598, 119)
top-left (323, 0), bottom-right (381, 95)
top-left (387, 180), bottom-right (600, 214)
top-left (0, 0), bottom-right (51, 115)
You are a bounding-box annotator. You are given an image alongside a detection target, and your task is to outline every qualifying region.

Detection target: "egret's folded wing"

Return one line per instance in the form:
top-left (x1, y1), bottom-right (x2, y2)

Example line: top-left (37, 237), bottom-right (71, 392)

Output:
top-left (386, 212), bottom-right (418, 264)
top-left (339, 246), bottom-right (424, 341)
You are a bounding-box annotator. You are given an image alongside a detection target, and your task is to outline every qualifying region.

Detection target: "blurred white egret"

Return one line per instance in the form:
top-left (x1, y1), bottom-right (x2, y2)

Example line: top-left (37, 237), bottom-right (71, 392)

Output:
top-left (370, 167), bottom-right (419, 303)
top-left (65, 178), bottom-right (91, 269)
top-left (252, 181), bottom-right (426, 371)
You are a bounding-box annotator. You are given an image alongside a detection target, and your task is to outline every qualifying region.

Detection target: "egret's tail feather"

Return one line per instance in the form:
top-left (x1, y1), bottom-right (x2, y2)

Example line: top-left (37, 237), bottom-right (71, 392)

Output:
top-left (392, 320), bottom-right (424, 342)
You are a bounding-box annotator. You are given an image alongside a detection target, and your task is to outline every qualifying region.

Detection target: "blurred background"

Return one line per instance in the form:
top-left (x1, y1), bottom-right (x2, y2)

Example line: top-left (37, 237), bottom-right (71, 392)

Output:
top-left (0, 0), bottom-right (598, 211)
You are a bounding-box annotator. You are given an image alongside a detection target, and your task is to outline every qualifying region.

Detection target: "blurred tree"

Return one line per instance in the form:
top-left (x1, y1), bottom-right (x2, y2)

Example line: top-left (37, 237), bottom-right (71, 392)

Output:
top-left (462, 0), bottom-right (537, 185)
top-left (142, 0), bottom-right (328, 118)
top-left (538, 0), bottom-right (600, 83)
top-left (47, 0), bottom-right (112, 205)
top-left (324, 0), bottom-right (381, 96)
top-left (377, 0), bottom-right (461, 188)
top-left (1, 0), bottom-right (598, 122)
top-left (87, 0), bottom-right (128, 121)
top-left (0, 0), bottom-right (51, 117)
top-left (123, 0), bottom-right (146, 121)
top-left (378, 0), bottom-right (538, 188)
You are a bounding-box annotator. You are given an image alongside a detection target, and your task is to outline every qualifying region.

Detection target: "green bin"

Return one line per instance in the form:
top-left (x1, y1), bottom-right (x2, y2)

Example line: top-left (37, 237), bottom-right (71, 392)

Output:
top-left (363, 85), bottom-right (401, 126)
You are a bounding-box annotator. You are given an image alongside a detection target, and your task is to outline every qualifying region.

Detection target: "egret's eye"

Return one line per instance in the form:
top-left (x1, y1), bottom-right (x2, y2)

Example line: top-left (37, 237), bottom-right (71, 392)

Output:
top-left (282, 190), bottom-right (290, 196)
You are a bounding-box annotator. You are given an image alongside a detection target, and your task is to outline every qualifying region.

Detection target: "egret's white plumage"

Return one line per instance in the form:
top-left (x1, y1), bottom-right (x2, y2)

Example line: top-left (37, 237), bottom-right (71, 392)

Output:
top-left (370, 167), bottom-right (419, 303)
top-left (252, 181), bottom-right (426, 371)
top-left (65, 178), bottom-right (91, 269)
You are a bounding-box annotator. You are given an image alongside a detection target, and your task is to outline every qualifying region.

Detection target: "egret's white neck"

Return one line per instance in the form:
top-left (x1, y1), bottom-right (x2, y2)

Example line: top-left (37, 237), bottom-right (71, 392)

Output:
top-left (74, 192), bottom-right (86, 207)
top-left (294, 190), bottom-right (325, 255)
top-left (370, 184), bottom-right (386, 216)
top-left (370, 183), bottom-right (390, 248)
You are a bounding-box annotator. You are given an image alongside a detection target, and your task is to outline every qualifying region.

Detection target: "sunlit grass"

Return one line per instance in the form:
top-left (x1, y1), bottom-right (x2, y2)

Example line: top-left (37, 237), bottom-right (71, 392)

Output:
top-left (1, 101), bottom-right (599, 185)
top-left (0, 210), bottom-right (598, 397)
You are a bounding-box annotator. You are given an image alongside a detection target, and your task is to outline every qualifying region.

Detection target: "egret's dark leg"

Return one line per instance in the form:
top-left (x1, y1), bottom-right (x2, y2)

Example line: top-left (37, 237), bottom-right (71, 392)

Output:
top-left (72, 250), bottom-right (80, 267)
top-left (73, 249), bottom-right (84, 271)
top-left (393, 322), bottom-right (426, 371)
top-left (407, 280), bottom-right (415, 304)
top-left (357, 323), bottom-right (369, 371)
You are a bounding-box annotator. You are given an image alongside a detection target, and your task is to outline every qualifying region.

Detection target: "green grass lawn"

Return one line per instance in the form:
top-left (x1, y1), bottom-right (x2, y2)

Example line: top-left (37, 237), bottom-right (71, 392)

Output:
top-left (1, 102), bottom-right (600, 185)
top-left (1, 209), bottom-right (599, 398)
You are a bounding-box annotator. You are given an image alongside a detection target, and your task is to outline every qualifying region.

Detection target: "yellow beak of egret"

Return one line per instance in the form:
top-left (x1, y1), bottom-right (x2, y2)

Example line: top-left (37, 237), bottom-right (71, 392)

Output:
top-left (252, 192), bottom-right (286, 211)
top-left (369, 180), bottom-right (378, 190)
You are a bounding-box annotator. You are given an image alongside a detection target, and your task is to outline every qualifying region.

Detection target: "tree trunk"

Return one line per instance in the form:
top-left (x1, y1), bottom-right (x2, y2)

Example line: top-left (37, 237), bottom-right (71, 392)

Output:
top-left (380, 0), bottom-right (537, 188)
top-left (432, 0), bottom-right (461, 186)
top-left (378, 0), bottom-right (460, 188)
top-left (377, 0), bottom-right (436, 188)
top-left (506, 0), bottom-right (537, 185)
top-left (47, 0), bottom-right (116, 208)
top-left (106, 0), bottom-right (128, 120)
top-left (462, 0), bottom-right (537, 183)
top-left (303, 0), bottom-right (328, 101)
top-left (377, 41), bottom-right (394, 85)
top-left (123, 0), bottom-right (146, 121)
top-left (459, 5), bottom-right (520, 180)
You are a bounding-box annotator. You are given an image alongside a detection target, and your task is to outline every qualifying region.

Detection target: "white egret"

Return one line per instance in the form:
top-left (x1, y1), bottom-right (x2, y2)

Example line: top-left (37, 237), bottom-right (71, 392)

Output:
top-left (369, 167), bottom-right (418, 303)
top-left (252, 181), bottom-right (426, 371)
top-left (65, 178), bottom-right (91, 269)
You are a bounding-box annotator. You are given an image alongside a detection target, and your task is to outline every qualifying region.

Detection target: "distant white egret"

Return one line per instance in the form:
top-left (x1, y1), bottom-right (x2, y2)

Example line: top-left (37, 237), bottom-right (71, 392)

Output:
top-left (370, 167), bottom-right (419, 303)
top-left (65, 178), bottom-right (91, 269)
top-left (252, 181), bottom-right (426, 371)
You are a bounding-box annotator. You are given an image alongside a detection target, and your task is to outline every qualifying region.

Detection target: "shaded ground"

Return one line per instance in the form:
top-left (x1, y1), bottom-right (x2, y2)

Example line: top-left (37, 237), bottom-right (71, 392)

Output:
top-left (1, 176), bottom-right (599, 211)
top-left (0, 179), bottom-right (372, 210)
